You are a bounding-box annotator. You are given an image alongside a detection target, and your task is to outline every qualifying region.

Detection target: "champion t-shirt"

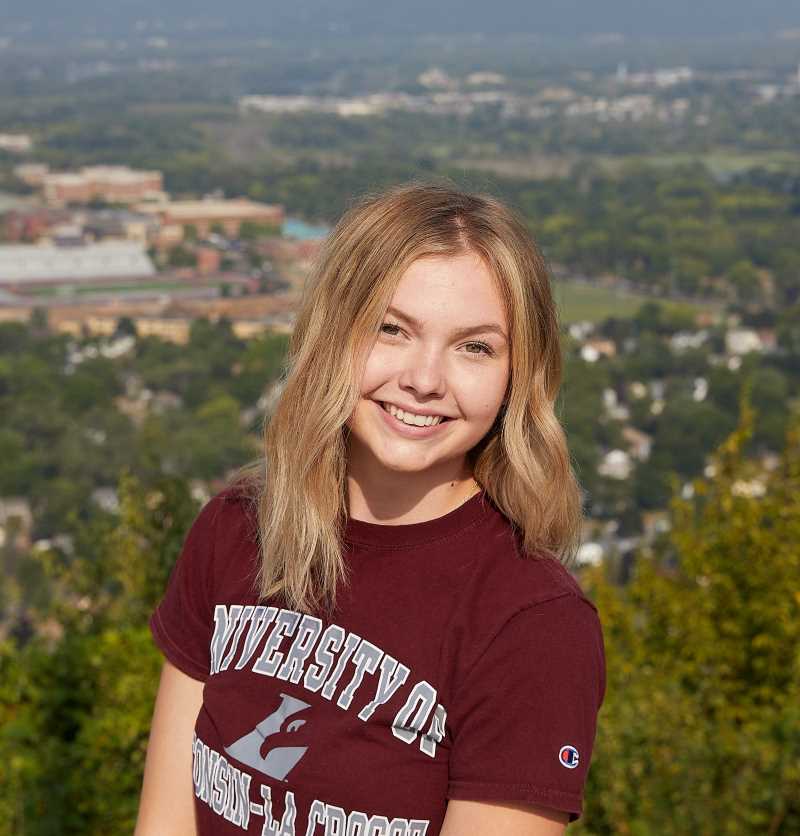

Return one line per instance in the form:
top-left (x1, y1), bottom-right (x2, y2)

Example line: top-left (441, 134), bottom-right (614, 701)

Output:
top-left (149, 486), bottom-right (606, 835)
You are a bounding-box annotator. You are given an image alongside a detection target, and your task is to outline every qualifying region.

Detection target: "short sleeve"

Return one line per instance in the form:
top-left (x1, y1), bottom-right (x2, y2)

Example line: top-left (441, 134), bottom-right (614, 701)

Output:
top-left (447, 593), bottom-right (606, 823)
top-left (149, 495), bottom-right (223, 682)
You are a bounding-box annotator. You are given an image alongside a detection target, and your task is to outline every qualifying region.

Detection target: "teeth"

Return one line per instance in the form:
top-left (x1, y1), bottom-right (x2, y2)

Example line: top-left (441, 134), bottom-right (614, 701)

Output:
top-left (384, 403), bottom-right (443, 427)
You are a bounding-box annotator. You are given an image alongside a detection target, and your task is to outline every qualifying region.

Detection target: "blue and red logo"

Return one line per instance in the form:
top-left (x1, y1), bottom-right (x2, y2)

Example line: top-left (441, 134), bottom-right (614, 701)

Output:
top-left (558, 744), bottom-right (580, 769)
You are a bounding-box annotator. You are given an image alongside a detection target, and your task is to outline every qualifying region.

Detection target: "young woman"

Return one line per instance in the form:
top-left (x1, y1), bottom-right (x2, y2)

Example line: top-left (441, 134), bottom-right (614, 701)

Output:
top-left (135, 181), bottom-right (606, 836)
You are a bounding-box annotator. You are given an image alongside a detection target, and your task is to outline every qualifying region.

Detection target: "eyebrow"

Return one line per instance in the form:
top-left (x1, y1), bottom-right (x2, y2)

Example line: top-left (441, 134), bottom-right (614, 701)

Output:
top-left (386, 306), bottom-right (508, 342)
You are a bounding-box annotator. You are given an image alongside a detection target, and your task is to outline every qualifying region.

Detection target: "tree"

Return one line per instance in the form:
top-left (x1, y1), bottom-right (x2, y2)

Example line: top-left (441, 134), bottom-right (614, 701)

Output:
top-left (0, 471), bottom-right (200, 835)
top-left (166, 244), bottom-right (195, 269)
top-left (239, 220), bottom-right (280, 241)
top-left (728, 259), bottom-right (761, 303)
top-left (576, 390), bottom-right (800, 834)
top-left (114, 316), bottom-right (138, 339)
top-left (28, 307), bottom-right (48, 333)
top-left (776, 303), bottom-right (800, 371)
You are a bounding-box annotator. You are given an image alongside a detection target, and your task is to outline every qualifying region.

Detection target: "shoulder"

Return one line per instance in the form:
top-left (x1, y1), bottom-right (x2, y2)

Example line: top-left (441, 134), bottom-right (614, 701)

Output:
top-left (205, 482), bottom-right (258, 530)
top-left (458, 498), bottom-right (597, 616)
top-left (446, 501), bottom-right (603, 683)
top-left (181, 483), bottom-right (260, 566)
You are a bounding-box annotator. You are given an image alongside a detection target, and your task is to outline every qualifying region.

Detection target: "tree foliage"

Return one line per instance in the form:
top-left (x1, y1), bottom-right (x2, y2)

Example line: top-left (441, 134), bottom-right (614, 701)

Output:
top-left (0, 472), bottom-right (199, 836)
top-left (577, 391), bottom-right (800, 834)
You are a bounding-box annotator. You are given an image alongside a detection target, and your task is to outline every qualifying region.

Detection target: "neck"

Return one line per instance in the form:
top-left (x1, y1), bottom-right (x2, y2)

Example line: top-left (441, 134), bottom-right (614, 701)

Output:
top-left (346, 469), bottom-right (479, 525)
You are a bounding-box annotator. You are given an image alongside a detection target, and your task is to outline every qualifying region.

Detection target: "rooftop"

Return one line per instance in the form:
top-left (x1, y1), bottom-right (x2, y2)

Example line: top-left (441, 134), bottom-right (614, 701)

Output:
top-left (0, 242), bottom-right (155, 284)
top-left (138, 198), bottom-right (282, 220)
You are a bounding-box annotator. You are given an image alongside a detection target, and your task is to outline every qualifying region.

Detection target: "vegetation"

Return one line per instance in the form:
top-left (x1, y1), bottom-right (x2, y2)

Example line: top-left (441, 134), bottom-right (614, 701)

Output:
top-left (2, 385), bottom-right (798, 834)
top-left (576, 394), bottom-right (800, 834)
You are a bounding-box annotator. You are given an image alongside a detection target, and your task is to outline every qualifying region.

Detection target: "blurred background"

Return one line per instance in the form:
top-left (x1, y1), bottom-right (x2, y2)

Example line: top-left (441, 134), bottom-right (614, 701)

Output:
top-left (1, 1), bottom-right (799, 833)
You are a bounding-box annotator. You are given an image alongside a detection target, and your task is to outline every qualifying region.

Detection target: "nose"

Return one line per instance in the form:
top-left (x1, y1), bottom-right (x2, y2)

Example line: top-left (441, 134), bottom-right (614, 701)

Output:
top-left (397, 344), bottom-right (447, 399)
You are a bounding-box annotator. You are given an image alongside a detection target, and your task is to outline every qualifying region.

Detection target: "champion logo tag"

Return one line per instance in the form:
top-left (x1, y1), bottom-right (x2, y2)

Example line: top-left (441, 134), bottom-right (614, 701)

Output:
top-left (558, 744), bottom-right (580, 769)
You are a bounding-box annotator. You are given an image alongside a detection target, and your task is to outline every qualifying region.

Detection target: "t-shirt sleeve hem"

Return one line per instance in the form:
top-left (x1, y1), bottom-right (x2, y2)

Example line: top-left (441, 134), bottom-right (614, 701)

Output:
top-left (149, 609), bottom-right (210, 683)
top-left (446, 779), bottom-right (582, 823)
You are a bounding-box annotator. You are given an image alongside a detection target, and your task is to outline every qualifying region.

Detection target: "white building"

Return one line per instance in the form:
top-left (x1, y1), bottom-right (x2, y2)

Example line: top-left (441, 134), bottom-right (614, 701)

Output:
top-left (726, 328), bottom-right (763, 355)
top-left (598, 449), bottom-right (633, 480)
top-left (0, 133), bottom-right (33, 153)
top-left (0, 241), bottom-right (155, 285)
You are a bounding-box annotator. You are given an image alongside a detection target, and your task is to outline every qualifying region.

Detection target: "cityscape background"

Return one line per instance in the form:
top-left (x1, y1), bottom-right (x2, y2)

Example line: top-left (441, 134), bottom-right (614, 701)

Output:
top-left (0, 2), bottom-right (798, 833)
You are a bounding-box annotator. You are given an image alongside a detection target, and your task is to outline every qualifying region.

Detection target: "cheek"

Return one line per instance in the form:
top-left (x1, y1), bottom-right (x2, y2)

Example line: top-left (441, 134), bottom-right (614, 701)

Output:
top-left (476, 397), bottom-right (504, 423)
top-left (359, 345), bottom-right (396, 394)
top-left (467, 363), bottom-right (510, 418)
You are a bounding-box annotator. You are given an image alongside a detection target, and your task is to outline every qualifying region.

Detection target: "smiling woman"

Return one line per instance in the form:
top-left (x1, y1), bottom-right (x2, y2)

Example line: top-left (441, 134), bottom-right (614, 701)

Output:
top-left (345, 251), bottom-right (511, 521)
top-left (136, 180), bottom-right (606, 836)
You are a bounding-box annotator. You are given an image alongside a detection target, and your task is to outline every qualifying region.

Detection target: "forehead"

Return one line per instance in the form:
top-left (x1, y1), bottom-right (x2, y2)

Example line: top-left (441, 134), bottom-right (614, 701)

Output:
top-left (390, 253), bottom-right (508, 325)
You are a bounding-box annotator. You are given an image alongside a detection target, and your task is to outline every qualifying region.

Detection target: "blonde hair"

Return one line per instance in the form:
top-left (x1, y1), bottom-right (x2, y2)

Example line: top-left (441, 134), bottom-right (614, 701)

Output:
top-left (229, 179), bottom-right (583, 616)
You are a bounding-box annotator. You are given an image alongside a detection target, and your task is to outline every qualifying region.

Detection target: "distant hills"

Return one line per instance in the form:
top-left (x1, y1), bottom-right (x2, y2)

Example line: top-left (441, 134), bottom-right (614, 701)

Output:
top-left (3, 0), bottom-right (800, 40)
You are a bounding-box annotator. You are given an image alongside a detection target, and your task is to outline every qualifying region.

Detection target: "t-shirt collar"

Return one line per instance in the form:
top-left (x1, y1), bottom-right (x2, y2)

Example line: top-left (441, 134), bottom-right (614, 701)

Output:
top-left (343, 488), bottom-right (493, 548)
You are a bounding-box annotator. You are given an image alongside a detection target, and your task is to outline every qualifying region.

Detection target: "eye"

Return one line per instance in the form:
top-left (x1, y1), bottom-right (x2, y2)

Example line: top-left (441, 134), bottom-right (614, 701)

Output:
top-left (379, 322), bottom-right (403, 337)
top-left (285, 719), bottom-right (306, 733)
top-left (380, 323), bottom-right (495, 358)
top-left (464, 341), bottom-right (495, 357)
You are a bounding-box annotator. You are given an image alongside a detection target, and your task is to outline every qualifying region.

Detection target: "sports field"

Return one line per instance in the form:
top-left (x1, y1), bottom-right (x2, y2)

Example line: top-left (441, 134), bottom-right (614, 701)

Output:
top-left (553, 279), bottom-right (720, 324)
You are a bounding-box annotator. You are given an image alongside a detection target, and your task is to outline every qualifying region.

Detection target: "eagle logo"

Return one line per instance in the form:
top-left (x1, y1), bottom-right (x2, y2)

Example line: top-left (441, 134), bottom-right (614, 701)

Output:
top-left (224, 692), bottom-right (312, 780)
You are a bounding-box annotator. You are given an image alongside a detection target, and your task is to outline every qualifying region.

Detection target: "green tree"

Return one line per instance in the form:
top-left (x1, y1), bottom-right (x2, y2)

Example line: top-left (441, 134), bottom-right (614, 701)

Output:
top-left (166, 244), bottom-right (195, 269)
top-left (239, 220), bottom-right (280, 241)
top-left (0, 472), bottom-right (200, 835)
top-left (114, 316), bottom-right (138, 339)
top-left (728, 259), bottom-right (761, 303)
top-left (776, 303), bottom-right (800, 371)
top-left (577, 392), bottom-right (800, 834)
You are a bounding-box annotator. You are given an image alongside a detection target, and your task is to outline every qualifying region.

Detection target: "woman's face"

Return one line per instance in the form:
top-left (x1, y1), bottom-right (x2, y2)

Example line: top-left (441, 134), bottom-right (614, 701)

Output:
top-left (346, 251), bottom-right (511, 485)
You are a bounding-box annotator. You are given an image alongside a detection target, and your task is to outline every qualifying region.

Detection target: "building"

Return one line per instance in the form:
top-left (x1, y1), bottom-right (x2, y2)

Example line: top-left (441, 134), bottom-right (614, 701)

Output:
top-left (3, 207), bottom-right (72, 242)
top-left (580, 338), bottom-right (617, 363)
top-left (0, 133), bottom-right (33, 153)
top-left (598, 449), bottom-right (634, 480)
top-left (621, 426), bottom-right (653, 462)
top-left (41, 166), bottom-right (165, 206)
top-left (0, 497), bottom-right (33, 551)
top-left (13, 163), bottom-right (50, 187)
top-left (54, 313), bottom-right (284, 344)
top-left (726, 328), bottom-right (764, 356)
top-left (81, 209), bottom-right (158, 245)
top-left (0, 242), bottom-right (155, 289)
top-left (136, 198), bottom-right (284, 242)
top-left (196, 246), bottom-right (222, 275)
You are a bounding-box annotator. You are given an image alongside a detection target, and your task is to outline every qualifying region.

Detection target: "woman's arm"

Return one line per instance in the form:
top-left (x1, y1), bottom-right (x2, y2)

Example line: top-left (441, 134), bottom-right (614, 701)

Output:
top-left (440, 799), bottom-right (568, 836)
top-left (134, 659), bottom-right (205, 836)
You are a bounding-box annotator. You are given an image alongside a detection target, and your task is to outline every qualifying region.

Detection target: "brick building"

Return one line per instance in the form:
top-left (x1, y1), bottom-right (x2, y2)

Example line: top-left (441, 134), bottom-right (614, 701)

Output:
top-left (137, 198), bottom-right (284, 242)
top-left (42, 166), bottom-right (165, 206)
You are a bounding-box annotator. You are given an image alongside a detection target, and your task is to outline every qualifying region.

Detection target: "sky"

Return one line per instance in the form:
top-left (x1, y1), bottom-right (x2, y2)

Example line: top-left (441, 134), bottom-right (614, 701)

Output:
top-left (3, 0), bottom-right (800, 39)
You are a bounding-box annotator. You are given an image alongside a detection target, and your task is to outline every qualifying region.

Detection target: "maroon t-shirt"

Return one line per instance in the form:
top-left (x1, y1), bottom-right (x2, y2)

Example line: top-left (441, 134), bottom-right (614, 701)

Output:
top-left (150, 486), bottom-right (606, 834)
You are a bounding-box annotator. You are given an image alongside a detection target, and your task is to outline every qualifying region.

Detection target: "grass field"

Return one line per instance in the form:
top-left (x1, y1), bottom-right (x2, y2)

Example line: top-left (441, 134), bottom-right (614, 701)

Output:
top-left (552, 280), bottom-right (721, 324)
top-left (453, 150), bottom-right (800, 181)
top-left (597, 150), bottom-right (800, 178)
top-left (26, 281), bottom-right (191, 297)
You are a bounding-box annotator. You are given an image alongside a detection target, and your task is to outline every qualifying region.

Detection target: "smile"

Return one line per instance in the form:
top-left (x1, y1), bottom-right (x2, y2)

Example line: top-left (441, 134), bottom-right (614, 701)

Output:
top-left (381, 402), bottom-right (450, 427)
top-left (375, 401), bottom-right (453, 436)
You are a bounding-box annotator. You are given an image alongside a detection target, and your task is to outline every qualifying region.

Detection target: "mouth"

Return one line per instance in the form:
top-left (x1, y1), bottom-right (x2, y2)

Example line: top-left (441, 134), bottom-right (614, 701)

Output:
top-left (377, 401), bottom-right (452, 427)
top-left (377, 401), bottom-right (454, 430)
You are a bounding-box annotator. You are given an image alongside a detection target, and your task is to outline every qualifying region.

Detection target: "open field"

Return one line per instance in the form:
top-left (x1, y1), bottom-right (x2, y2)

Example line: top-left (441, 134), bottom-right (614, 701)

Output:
top-left (553, 279), bottom-right (721, 323)
top-left (599, 150), bottom-right (800, 177)
top-left (453, 149), bottom-right (800, 180)
top-left (24, 281), bottom-right (192, 297)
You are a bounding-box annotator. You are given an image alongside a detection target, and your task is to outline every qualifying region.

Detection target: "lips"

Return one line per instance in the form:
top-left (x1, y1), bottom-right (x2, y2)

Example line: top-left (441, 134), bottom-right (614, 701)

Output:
top-left (378, 401), bottom-right (453, 421)
top-left (373, 399), bottom-right (452, 436)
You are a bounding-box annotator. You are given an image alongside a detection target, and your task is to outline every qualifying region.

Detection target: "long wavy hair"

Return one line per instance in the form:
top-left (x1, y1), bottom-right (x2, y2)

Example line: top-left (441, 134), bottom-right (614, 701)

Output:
top-left (229, 179), bottom-right (583, 616)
